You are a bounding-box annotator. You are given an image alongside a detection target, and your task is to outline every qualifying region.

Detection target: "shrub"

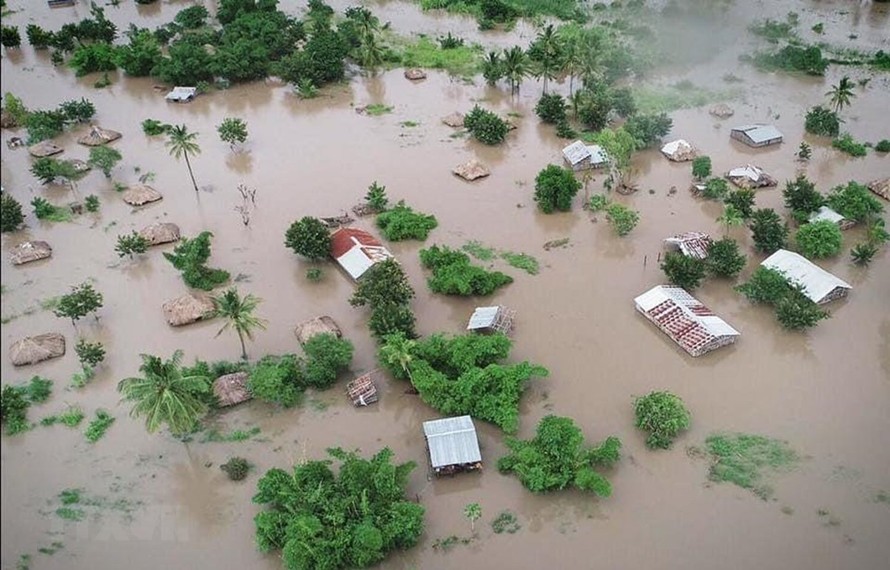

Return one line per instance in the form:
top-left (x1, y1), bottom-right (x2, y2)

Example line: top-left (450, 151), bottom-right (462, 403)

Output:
top-left (754, 44), bottom-right (828, 75)
top-left (75, 339), bottom-right (105, 368)
top-left (302, 333), bottom-right (354, 389)
top-left (221, 457), bottom-right (251, 481)
top-left (555, 120), bottom-right (576, 139)
top-left (464, 105), bottom-right (508, 145)
top-left (306, 267), bottom-right (323, 281)
top-left (163, 232), bottom-right (230, 290)
top-left (795, 220), bottom-right (842, 259)
top-left (3, 92), bottom-right (29, 127)
top-left (826, 181), bottom-right (884, 223)
top-left (25, 109), bottom-right (66, 143)
top-left (704, 433), bottom-right (798, 498)
top-left (58, 98), bottom-right (96, 123)
top-left (534, 165), bottom-right (581, 213)
top-left (68, 42), bottom-right (118, 76)
top-left (850, 242), bottom-right (878, 266)
top-left (701, 177), bottom-right (729, 200)
top-left (724, 188), bottom-right (756, 219)
top-left (588, 194), bottom-right (609, 212)
top-left (419, 245), bottom-right (513, 296)
top-left (749, 208), bottom-right (788, 253)
top-left (735, 267), bottom-right (793, 305)
top-left (117, 29), bottom-right (162, 76)
top-left (804, 105), bottom-right (840, 137)
top-left (1, 385), bottom-right (31, 435)
top-left (31, 197), bottom-right (71, 222)
top-left (783, 174), bottom-right (823, 221)
top-left (142, 119), bottom-right (170, 136)
top-left (217, 117), bottom-right (248, 149)
top-left (605, 203), bottom-right (640, 236)
top-left (1, 193), bottom-right (24, 232)
top-left (706, 237), bottom-right (746, 278)
top-left (692, 156), bottom-right (711, 180)
top-left (175, 5), bottom-right (209, 29)
top-left (115, 231), bottom-right (149, 258)
top-left (624, 113), bottom-right (673, 148)
top-left (26, 24), bottom-right (54, 49)
top-left (736, 268), bottom-right (829, 330)
top-left (634, 391), bottom-right (691, 449)
top-left (249, 354), bottom-right (303, 407)
top-left (535, 93), bottom-right (567, 124)
top-left (365, 181), bottom-right (389, 212)
top-left (84, 195), bottom-right (100, 212)
top-left (775, 292), bottom-right (829, 330)
top-left (876, 139), bottom-right (890, 153)
top-left (84, 409), bottom-right (114, 443)
top-left (1, 26), bottom-right (21, 48)
top-left (375, 202), bottom-right (438, 241)
top-left (88, 146), bottom-right (122, 178)
top-left (284, 217), bottom-right (331, 260)
top-left (369, 302), bottom-right (416, 340)
top-left (661, 251), bottom-right (707, 289)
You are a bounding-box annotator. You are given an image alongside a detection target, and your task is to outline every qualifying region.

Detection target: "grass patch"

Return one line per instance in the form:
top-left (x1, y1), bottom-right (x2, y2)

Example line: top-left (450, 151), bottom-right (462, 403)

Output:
top-left (704, 433), bottom-right (799, 500)
top-left (462, 240), bottom-right (497, 261)
top-left (500, 251), bottom-right (540, 275)
top-left (84, 410), bottom-right (114, 443)
top-left (199, 426), bottom-right (261, 443)
top-left (364, 103), bottom-right (394, 116)
top-left (491, 510), bottom-right (521, 534)
top-left (41, 406), bottom-right (85, 428)
top-left (55, 507), bottom-right (85, 521)
top-left (632, 83), bottom-right (742, 114)
top-left (831, 133), bottom-right (868, 157)
top-left (400, 120), bottom-right (420, 128)
top-left (418, 0), bottom-right (585, 22)
top-left (37, 542), bottom-right (64, 556)
top-left (388, 35), bottom-right (482, 78)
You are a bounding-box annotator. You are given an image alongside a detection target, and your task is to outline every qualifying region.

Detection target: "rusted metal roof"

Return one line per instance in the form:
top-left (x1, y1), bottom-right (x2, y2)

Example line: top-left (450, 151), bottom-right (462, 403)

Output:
top-left (330, 228), bottom-right (393, 280)
top-left (664, 232), bottom-right (712, 259)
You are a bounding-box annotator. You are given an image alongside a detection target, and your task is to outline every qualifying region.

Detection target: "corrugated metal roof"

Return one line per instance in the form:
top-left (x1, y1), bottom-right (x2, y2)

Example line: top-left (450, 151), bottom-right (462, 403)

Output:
top-left (809, 206), bottom-right (846, 225)
top-left (165, 87), bottom-right (197, 101)
top-left (664, 232), bottom-right (712, 259)
top-left (467, 306), bottom-right (500, 330)
top-left (330, 227), bottom-right (382, 258)
top-left (731, 124), bottom-right (783, 144)
top-left (423, 415), bottom-right (482, 469)
top-left (761, 249), bottom-right (851, 304)
top-left (587, 144), bottom-right (608, 166)
top-left (727, 164), bottom-right (765, 182)
top-left (562, 140), bottom-right (590, 165)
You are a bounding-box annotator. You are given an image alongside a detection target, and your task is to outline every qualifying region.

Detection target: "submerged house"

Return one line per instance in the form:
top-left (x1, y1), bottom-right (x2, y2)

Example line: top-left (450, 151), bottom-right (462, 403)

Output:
top-left (346, 373), bottom-right (378, 407)
top-left (725, 164), bottom-right (777, 189)
top-left (730, 124), bottom-right (783, 147)
top-left (330, 227), bottom-right (394, 281)
top-left (562, 140), bottom-right (609, 171)
top-left (663, 232), bottom-right (712, 260)
top-left (660, 139), bottom-right (697, 162)
top-left (808, 206), bottom-right (854, 229)
top-left (466, 306), bottom-right (516, 335)
top-left (213, 372), bottom-right (251, 408)
top-left (634, 285), bottom-right (740, 357)
top-left (761, 249), bottom-right (851, 304)
top-left (422, 415), bottom-right (482, 476)
top-left (165, 87), bottom-right (197, 102)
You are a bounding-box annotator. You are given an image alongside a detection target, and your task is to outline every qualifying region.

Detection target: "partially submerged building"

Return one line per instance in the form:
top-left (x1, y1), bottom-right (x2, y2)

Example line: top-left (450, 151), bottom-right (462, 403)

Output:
top-left (726, 164), bottom-right (777, 189)
top-left (730, 124), bottom-right (783, 147)
top-left (664, 232), bottom-right (712, 260)
top-left (808, 206), bottom-right (854, 229)
top-left (165, 87), bottom-right (197, 102)
top-left (660, 139), bottom-right (697, 162)
top-left (634, 286), bottom-right (740, 357)
top-left (330, 227), bottom-right (394, 281)
top-left (213, 372), bottom-right (251, 407)
top-left (346, 373), bottom-right (378, 407)
top-left (562, 140), bottom-right (608, 171)
top-left (422, 415), bottom-right (482, 476)
top-left (761, 249), bottom-right (851, 304)
top-left (466, 306), bottom-right (515, 335)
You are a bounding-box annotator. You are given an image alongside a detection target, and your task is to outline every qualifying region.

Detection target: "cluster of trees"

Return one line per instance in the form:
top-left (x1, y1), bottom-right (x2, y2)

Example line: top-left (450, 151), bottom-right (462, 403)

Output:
top-left (285, 216), bottom-right (331, 261)
top-left (463, 105), bottom-right (509, 145)
top-left (253, 447), bottom-right (424, 570)
top-left (378, 332), bottom-right (548, 434)
top-left (53, 282), bottom-right (104, 327)
top-left (419, 245), bottom-right (513, 296)
top-left (163, 231), bottom-right (231, 290)
top-left (736, 267), bottom-right (829, 330)
top-left (2, 93), bottom-right (96, 143)
top-left (376, 201), bottom-right (439, 241)
top-left (534, 164), bottom-right (580, 213)
top-left (498, 415), bottom-right (620, 496)
top-left (0, 191), bottom-right (24, 232)
top-left (753, 43), bottom-right (829, 75)
top-left (661, 237), bottom-right (747, 290)
top-left (350, 259), bottom-right (417, 339)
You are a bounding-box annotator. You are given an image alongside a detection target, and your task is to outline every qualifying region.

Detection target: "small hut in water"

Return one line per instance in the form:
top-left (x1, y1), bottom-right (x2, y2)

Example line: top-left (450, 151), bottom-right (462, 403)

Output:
top-left (422, 415), bottom-right (482, 476)
top-left (294, 315), bottom-right (341, 345)
top-left (10, 333), bottom-right (66, 366)
top-left (162, 293), bottom-right (214, 326)
top-left (346, 372), bottom-right (378, 407)
top-left (213, 372), bottom-right (251, 407)
top-left (10, 241), bottom-right (52, 265)
top-left (77, 125), bottom-right (122, 147)
top-left (466, 306), bottom-right (515, 335)
top-left (730, 124), bottom-right (783, 147)
top-left (664, 232), bottom-right (712, 260)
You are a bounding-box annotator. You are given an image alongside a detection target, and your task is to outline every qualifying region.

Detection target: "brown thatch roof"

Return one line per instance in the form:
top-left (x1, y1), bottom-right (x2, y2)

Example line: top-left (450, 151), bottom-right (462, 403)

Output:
top-left (452, 159), bottom-right (490, 181)
top-left (709, 103), bottom-right (735, 118)
top-left (294, 315), bottom-right (341, 345)
top-left (10, 333), bottom-right (66, 366)
top-left (162, 293), bottom-right (214, 326)
top-left (442, 112), bottom-right (465, 128)
top-left (404, 68), bottom-right (427, 80)
top-left (77, 125), bottom-right (122, 147)
top-left (1, 108), bottom-right (17, 129)
top-left (66, 159), bottom-right (91, 174)
top-left (122, 184), bottom-right (163, 206)
top-left (213, 372), bottom-right (252, 407)
top-left (139, 222), bottom-right (181, 245)
top-left (868, 178), bottom-right (889, 201)
top-left (28, 141), bottom-right (64, 158)
top-left (10, 241), bottom-right (52, 265)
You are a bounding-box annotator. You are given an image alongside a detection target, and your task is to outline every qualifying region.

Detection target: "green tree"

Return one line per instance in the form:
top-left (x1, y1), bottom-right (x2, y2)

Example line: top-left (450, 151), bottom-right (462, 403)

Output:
top-left (464, 503), bottom-right (482, 533)
top-left (593, 127), bottom-right (636, 190)
top-left (75, 339), bottom-right (106, 369)
top-left (212, 288), bottom-right (267, 360)
top-left (795, 220), bottom-right (842, 259)
top-left (775, 293), bottom-right (829, 330)
top-left (701, 177), bottom-right (730, 200)
top-left (68, 42), bottom-right (118, 76)
top-left (661, 251), bottom-right (707, 290)
top-left (1, 26), bottom-right (21, 48)
top-left (482, 50), bottom-right (503, 86)
top-left (724, 188), bottom-right (756, 219)
top-left (804, 105), bottom-right (840, 137)
top-left (692, 156), bottom-right (712, 180)
top-left (528, 24), bottom-right (563, 94)
top-left (0, 192), bottom-right (24, 232)
top-left (535, 93), bottom-right (567, 124)
top-left (248, 354), bottom-right (303, 407)
top-left (217, 117), bottom-right (248, 150)
top-left (624, 113), bottom-right (673, 148)
top-left (3, 92), bottom-right (29, 127)
top-left (174, 5), bottom-right (209, 29)
top-left (26, 24), bottom-right (54, 49)
top-left (706, 237), bottom-right (746, 278)
top-left (117, 29), bottom-right (162, 76)
top-left (419, 245), bottom-right (513, 297)
top-left (378, 332), bottom-right (416, 381)
top-left (826, 75), bottom-right (856, 113)
top-left (118, 351), bottom-right (210, 435)
top-left (605, 203), bottom-right (640, 237)
top-left (163, 231), bottom-right (230, 290)
top-left (58, 98), bottom-right (96, 123)
top-left (115, 231), bottom-right (149, 258)
top-left (302, 333), bottom-right (354, 388)
top-left (376, 201), bottom-right (438, 241)
top-left (152, 38), bottom-right (216, 85)
top-left (30, 158), bottom-right (81, 191)
top-left (783, 174), bottom-right (823, 221)
top-left (88, 146), bottom-right (122, 178)
top-left (749, 208), bottom-right (788, 253)
top-left (502, 46), bottom-right (528, 95)
top-left (463, 105), bottom-right (508, 145)
top-left (53, 282), bottom-right (103, 326)
top-left (736, 267), bottom-right (793, 305)
top-left (534, 165), bottom-right (580, 213)
top-left (717, 204), bottom-right (745, 235)
top-left (365, 181), bottom-right (388, 212)
top-left (633, 391), bottom-right (691, 450)
top-left (284, 217), bottom-right (331, 260)
top-left (165, 124), bottom-right (201, 193)
top-left (350, 258), bottom-right (415, 309)
top-left (825, 181), bottom-right (884, 223)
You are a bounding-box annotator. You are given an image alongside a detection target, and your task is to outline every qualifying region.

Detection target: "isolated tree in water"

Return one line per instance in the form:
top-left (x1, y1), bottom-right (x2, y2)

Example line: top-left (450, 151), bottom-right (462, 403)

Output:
top-left (217, 117), bottom-right (248, 150)
top-left (211, 288), bottom-right (267, 360)
top-left (826, 75), bottom-right (855, 113)
top-left (166, 124), bottom-right (201, 192)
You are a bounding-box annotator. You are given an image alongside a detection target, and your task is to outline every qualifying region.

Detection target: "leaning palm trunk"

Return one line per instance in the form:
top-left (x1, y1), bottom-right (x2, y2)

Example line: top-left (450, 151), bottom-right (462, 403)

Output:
top-left (183, 151), bottom-right (199, 193)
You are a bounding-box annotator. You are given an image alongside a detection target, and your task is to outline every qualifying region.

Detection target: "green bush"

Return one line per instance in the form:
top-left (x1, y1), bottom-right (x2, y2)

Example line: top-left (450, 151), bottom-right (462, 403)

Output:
top-left (1, 385), bottom-right (31, 435)
top-left (84, 195), bottom-right (100, 212)
top-left (1, 192), bottom-right (24, 232)
top-left (804, 105), bottom-right (840, 137)
top-left (633, 391), bottom-right (691, 449)
top-left (624, 113), bottom-right (673, 148)
top-left (535, 93), bottom-right (567, 124)
top-left (850, 242), bottom-right (878, 266)
top-left (174, 5), bottom-right (209, 29)
top-left (69, 42), bottom-right (118, 76)
top-left (534, 165), bottom-right (581, 213)
top-left (701, 177), bottom-right (729, 200)
top-left (25, 109), bottom-right (65, 143)
top-left (749, 208), bottom-right (788, 253)
top-left (875, 139), bottom-right (890, 153)
top-left (605, 203), bottom-right (640, 236)
top-left (376, 202), bottom-right (438, 241)
top-left (163, 232), bottom-right (230, 290)
top-left (84, 409), bottom-right (115, 443)
top-left (464, 105), bottom-right (508, 145)
top-left (692, 156), bottom-right (711, 180)
top-left (795, 220), bottom-right (842, 259)
top-left (221, 456), bottom-right (251, 481)
top-left (661, 251), bottom-right (707, 290)
top-left (735, 267), bottom-right (793, 305)
top-left (704, 433), bottom-right (798, 499)
top-left (706, 237), bottom-right (746, 278)
top-left (248, 354), bottom-right (303, 407)
top-left (365, 181), bottom-right (389, 212)
top-left (141, 119), bottom-right (171, 136)
top-left (775, 292), bottom-right (829, 329)
top-left (724, 188), bottom-right (756, 219)
top-left (736, 267), bottom-right (829, 330)
top-left (302, 333), bottom-right (354, 389)
top-left (31, 197), bottom-right (72, 222)
top-left (26, 24), bottom-right (54, 49)
top-left (825, 181), bottom-right (883, 223)
top-left (782, 174), bottom-right (823, 221)
top-left (284, 217), bottom-right (331, 260)
top-left (831, 133), bottom-right (868, 157)
top-left (115, 231), bottom-right (149, 258)
top-left (58, 98), bottom-right (96, 123)
top-left (419, 245), bottom-right (513, 296)
top-left (1, 26), bottom-right (21, 48)
top-left (754, 44), bottom-right (828, 75)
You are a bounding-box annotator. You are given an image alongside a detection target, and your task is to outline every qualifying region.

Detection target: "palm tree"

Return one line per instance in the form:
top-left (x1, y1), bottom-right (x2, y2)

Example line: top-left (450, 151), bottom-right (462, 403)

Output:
top-left (502, 46), bottom-right (529, 96)
top-left (717, 204), bottom-right (745, 235)
top-left (529, 24), bottom-right (563, 94)
top-left (559, 35), bottom-right (583, 96)
top-left (482, 50), bottom-right (503, 86)
top-left (212, 288), bottom-right (267, 360)
top-left (826, 76), bottom-right (856, 113)
top-left (165, 124), bottom-right (201, 193)
top-left (379, 333), bottom-right (416, 381)
top-left (118, 351), bottom-right (210, 435)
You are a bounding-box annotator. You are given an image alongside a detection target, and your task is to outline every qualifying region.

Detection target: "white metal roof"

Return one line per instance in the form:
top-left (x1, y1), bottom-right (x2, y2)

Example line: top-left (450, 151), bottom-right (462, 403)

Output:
top-left (165, 86), bottom-right (197, 101)
top-left (731, 124), bottom-right (783, 143)
top-left (562, 140), bottom-right (590, 165)
top-left (587, 144), bottom-right (608, 166)
top-left (467, 306), bottom-right (500, 330)
top-left (660, 139), bottom-right (694, 158)
top-left (422, 415), bottom-right (482, 469)
top-left (634, 285), bottom-right (740, 338)
top-left (727, 164), bottom-right (766, 182)
top-left (808, 206), bottom-right (846, 225)
top-left (761, 249), bottom-right (851, 304)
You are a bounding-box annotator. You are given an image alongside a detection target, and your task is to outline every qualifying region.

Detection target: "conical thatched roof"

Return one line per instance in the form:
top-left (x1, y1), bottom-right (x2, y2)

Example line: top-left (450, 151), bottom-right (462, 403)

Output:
top-left (452, 159), bottom-right (490, 181)
top-left (442, 112), bottom-right (465, 128)
top-left (10, 241), bottom-right (52, 265)
top-left (10, 333), bottom-right (66, 366)
top-left (66, 159), bottom-right (91, 174)
top-left (28, 140), bottom-right (64, 158)
top-left (294, 315), bottom-right (342, 345)
top-left (77, 125), bottom-right (122, 147)
top-left (1, 108), bottom-right (17, 129)
top-left (404, 68), bottom-right (427, 80)
top-left (139, 222), bottom-right (181, 245)
top-left (162, 293), bottom-right (214, 327)
top-left (122, 184), bottom-right (163, 206)
top-left (868, 178), bottom-right (889, 201)
top-left (213, 372), bottom-right (252, 407)
top-left (709, 103), bottom-right (735, 118)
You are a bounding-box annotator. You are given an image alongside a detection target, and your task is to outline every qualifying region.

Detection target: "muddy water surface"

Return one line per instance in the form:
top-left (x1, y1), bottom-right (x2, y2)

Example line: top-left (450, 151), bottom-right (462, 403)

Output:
top-left (1, 1), bottom-right (889, 570)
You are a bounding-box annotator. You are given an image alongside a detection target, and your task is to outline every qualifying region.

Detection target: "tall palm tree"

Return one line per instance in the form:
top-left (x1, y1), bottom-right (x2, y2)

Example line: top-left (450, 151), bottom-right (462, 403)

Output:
top-left (118, 351), bottom-right (210, 435)
top-left (482, 50), bottom-right (503, 86)
top-left (529, 24), bottom-right (563, 94)
top-left (166, 124), bottom-right (201, 193)
top-left (559, 35), bottom-right (583, 96)
top-left (211, 288), bottom-right (267, 360)
top-left (717, 204), bottom-right (745, 235)
top-left (379, 333), bottom-right (416, 381)
top-left (826, 76), bottom-right (856, 113)
top-left (502, 46), bottom-right (529, 96)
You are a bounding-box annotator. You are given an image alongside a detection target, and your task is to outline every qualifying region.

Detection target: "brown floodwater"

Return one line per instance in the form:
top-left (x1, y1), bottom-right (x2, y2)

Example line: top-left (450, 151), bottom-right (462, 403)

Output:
top-left (1, 1), bottom-right (889, 569)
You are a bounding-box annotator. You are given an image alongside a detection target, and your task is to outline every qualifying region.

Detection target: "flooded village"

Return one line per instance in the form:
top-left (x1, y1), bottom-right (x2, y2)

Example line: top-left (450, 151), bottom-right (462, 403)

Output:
top-left (1, 1), bottom-right (888, 569)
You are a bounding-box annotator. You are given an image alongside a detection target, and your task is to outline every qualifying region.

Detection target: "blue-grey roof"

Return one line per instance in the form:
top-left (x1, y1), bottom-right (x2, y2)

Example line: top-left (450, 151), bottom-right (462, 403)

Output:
top-left (467, 306), bottom-right (500, 330)
top-left (732, 124), bottom-right (783, 143)
top-left (422, 415), bottom-right (482, 468)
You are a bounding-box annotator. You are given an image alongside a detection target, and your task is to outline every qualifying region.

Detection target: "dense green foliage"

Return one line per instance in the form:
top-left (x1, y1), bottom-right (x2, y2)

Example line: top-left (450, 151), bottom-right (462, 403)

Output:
top-left (831, 133), bottom-right (868, 157)
top-left (365, 181), bottom-right (389, 212)
top-left (605, 203), bottom-right (640, 237)
top-left (795, 220), bottom-right (842, 259)
top-left (117, 29), bottom-right (162, 76)
top-left (691, 156), bottom-right (711, 180)
top-left (0, 192), bottom-right (24, 232)
top-left (704, 433), bottom-right (798, 499)
top-left (141, 119), bottom-right (171, 136)
top-left (535, 93), bottom-right (567, 124)
top-left (464, 105), bottom-right (509, 145)
top-left (749, 208), bottom-right (788, 253)
top-left (701, 177), bottom-right (729, 200)
top-left (534, 165), bottom-right (580, 213)
top-left (69, 42), bottom-right (118, 76)
top-left (736, 267), bottom-right (829, 330)
top-left (84, 195), bottom-right (100, 213)
top-left (735, 267), bottom-right (795, 305)
top-left (302, 333), bottom-right (354, 389)
top-left (804, 105), bottom-right (840, 137)
top-left (175, 5), bottom-right (209, 29)
top-left (783, 174), bottom-right (823, 221)
top-left (634, 391), bottom-right (691, 449)
top-left (775, 293), bottom-right (830, 330)
top-left (84, 409), bottom-right (115, 443)
top-left (724, 188), bottom-right (756, 219)
top-left (419, 245), bottom-right (513, 296)
top-left (376, 202), bottom-right (438, 241)
top-left (253, 447), bottom-right (424, 570)
top-left (754, 44), bottom-right (828, 75)
top-left (850, 242), bottom-right (879, 266)
top-left (2, 378), bottom-right (57, 435)
top-left (498, 415), bottom-right (620, 495)
top-left (661, 251), bottom-right (706, 290)
top-left (875, 139), bottom-right (890, 153)
top-left (218, 117), bottom-right (248, 149)
top-left (1, 26), bottom-right (21, 48)
top-left (88, 146), bottom-right (122, 178)
top-left (826, 181), bottom-right (884, 223)
top-left (54, 282), bottom-right (103, 325)
top-left (163, 232), bottom-right (231, 290)
top-left (624, 113), bottom-right (672, 148)
top-left (706, 237), bottom-right (747, 278)
top-left (75, 339), bottom-right (106, 369)
top-left (248, 354), bottom-right (303, 407)
top-left (115, 231), bottom-right (150, 258)
top-left (221, 457), bottom-right (251, 481)
top-left (31, 197), bottom-right (72, 222)
top-left (284, 217), bottom-right (331, 260)
top-left (350, 259), bottom-right (417, 339)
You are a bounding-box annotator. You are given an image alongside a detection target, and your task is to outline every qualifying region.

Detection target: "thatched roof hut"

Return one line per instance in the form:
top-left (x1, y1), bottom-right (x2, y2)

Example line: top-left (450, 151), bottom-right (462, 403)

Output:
top-left (213, 372), bottom-right (252, 407)
top-left (709, 103), bottom-right (735, 118)
top-left (452, 159), bottom-right (490, 181)
top-left (868, 178), bottom-right (889, 201)
top-left (404, 68), bottom-right (427, 80)
top-left (139, 222), bottom-right (181, 245)
top-left (162, 293), bottom-right (215, 326)
top-left (661, 139), bottom-right (697, 162)
top-left (77, 125), bottom-right (122, 147)
top-left (66, 159), bottom-right (90, 174)
top-left (122, 184), bottom-right (163, 206)
top-left (442, 112), bottom-right (465, 127)
top-left (10, 241), bottom-right (53, 265)
top-left (294, 315), bottom-right (342, 345)
top-left (28, 141), bottom-right (64, 158)
top-left (10, 333), bottom-right (66, 366)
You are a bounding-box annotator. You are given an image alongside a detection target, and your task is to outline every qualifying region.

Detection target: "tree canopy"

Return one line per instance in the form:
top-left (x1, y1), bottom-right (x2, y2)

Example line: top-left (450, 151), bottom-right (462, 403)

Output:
top-left (285, 217), bottom-right (331, 260)
top-left (633, 391), bottom-right (691, 449)
top-left (534, 165), bottom-right (581, 213)
top-left (419, 245), bottom-right (513, 296)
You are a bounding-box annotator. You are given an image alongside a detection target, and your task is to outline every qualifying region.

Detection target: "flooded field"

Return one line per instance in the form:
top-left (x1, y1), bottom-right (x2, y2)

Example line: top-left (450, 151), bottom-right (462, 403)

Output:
top-left (1, 1), bottom-right (888, 569)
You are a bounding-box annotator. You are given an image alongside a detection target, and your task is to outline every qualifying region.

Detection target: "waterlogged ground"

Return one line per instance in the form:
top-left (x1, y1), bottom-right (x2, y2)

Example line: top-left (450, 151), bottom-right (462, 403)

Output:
top-left (1, 1), bottom-right (889, 569)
